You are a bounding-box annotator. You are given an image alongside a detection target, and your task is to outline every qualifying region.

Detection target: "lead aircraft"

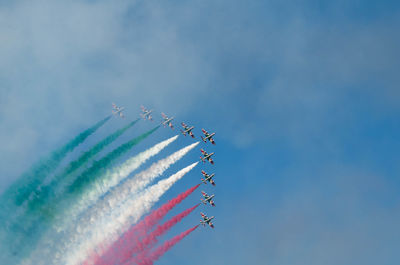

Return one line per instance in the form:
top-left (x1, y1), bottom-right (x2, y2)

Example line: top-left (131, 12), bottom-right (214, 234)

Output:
top-left (201, 129), bottom-right (215, 144)
top-left (112, 103), bottom-right (125, 118)
top-left (200, 212), bottom-right (214, 228)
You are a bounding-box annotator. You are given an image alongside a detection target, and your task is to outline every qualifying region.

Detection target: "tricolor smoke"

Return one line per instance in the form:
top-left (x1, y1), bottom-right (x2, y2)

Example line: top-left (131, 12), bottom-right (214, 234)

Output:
top-left (63, 162), bottom-right (198, 265)
top-left (96, 184), bottom-right (200, 265)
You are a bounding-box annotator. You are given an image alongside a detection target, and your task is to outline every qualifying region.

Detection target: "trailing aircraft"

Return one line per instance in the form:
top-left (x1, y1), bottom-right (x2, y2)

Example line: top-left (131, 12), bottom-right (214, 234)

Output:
top-left (112, 103), bottom-right (125, 118)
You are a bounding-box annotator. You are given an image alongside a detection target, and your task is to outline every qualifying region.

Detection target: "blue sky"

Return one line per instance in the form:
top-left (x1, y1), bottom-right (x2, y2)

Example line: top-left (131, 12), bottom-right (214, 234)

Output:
top-left (0, 0), bottom-right (400, 264)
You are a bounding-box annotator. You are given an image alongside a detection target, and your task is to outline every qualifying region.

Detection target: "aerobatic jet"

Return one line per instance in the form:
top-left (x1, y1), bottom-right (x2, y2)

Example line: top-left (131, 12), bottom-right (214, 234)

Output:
top-left (201, 191), bottom-right (215, 207)
top-left (200, 149), bottom-right (214, 164)
top-left (180, 122), bottom-right (195, 138)
top-left (112, 103), bottom-right (125, 118)
top-left (201, 170), bottom-right (216, 186)
top-left (200, 212), bottom-right (214, 228)
top-left (201, 129), bottom-right (215, 145)
top-left (161, 112), bottom-right (174, 129)
top-left (140, 105), bottom-right (153, 121)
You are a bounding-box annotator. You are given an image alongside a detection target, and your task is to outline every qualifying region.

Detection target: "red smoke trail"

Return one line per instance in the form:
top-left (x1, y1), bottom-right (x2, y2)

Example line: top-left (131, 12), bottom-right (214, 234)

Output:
top-left (119, 204), bottom-right (199, 264)
top-left (134, 225), bottom-right (199, 265)
top-left (92, 184), bottom-right (200, 265)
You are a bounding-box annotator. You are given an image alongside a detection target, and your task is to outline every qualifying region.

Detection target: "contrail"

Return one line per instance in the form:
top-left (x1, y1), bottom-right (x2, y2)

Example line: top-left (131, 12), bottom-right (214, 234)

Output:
top-left (62, 163), bottom-right (198, 265)
top-left (134, 225), bottom-right (199, 265)
top-left (93, 183), bottom-right (200, 265)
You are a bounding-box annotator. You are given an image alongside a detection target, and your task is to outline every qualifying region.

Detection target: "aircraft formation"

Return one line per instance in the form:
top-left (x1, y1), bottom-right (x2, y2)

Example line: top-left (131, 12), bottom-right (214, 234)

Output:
top-left (113, 104), bottom-right (218, 229)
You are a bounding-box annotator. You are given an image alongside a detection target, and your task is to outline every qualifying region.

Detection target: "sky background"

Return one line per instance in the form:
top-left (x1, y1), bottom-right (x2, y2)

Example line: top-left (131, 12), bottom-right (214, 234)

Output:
top-left (1, 0), bottom-right (400, 264)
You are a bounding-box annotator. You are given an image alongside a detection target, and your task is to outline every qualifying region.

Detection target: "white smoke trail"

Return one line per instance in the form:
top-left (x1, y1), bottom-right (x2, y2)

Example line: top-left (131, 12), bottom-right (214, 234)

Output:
top-left (56, 135), bottom-right (179, 231)
top-left (64, 162), bottom-right (198, 265)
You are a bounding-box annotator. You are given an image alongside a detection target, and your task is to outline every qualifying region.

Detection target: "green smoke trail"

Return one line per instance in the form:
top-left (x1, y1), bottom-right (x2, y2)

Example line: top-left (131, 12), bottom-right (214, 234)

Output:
top-left (25, 119), bottom-right (140, 214)
top-left (2, 126), bottom-right (159, 263)
top-left (67, 125), bottom-right (159, 198)
top-left (1, 115), bottom-right (111, 208)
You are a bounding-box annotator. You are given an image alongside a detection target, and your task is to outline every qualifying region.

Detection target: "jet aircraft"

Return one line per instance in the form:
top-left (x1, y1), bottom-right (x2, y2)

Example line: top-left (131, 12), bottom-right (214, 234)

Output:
top-left (180, 122), bottom-right (195, 138)
top-left (201, 170), bottom-right (216, 186)
top-left (201, 129), bottom-right (215, 145)
top-left (201, 191), bottom-right (215, 207)
top-left (200, 212), bottom-right (214, 228)
top-left (200, 149), bottom-right (214, 164)
top-left (140, 105), bottom-right (153, 121)
top-left (112, 103), bottom-right (125, 118)
top-left (161, 112), bottom-right (174, 129)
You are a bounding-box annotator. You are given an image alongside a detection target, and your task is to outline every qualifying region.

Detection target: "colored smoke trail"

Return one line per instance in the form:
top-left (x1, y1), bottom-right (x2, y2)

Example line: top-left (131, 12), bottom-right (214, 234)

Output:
top-left (146, 204), bottom-right (199, 247)
top-left (56, 135), bottom-right (180, 233)
top-left (30, 119), bottom-right (140, 209)
top-left (0, 116), bottom-right (110, 209)
top-left (96, 185), bottom-right (200, 265)
top-left (135, 225), bottom-right (199, 265)
top-left (67, 126), bottom-right (159, 196)
top-left (63, 163), bottom-right (198, 265)
top-left (12, 119), bottom-right (139, 230)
